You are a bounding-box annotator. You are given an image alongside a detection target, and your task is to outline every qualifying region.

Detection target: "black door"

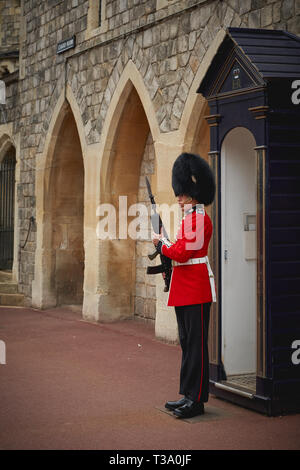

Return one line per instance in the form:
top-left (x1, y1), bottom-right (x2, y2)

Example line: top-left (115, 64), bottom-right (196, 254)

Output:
top-left (0, 151), bottom-right (16, 270)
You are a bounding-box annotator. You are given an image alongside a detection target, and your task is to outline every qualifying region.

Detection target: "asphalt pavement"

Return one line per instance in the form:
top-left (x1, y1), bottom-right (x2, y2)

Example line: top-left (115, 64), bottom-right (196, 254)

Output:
top-left (0, 305), bottom-right (299, 451)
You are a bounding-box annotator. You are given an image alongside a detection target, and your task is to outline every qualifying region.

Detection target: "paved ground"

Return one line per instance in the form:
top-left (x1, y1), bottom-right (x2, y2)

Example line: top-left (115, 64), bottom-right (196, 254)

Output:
top-left (0, 306), bottom-right (300, 451)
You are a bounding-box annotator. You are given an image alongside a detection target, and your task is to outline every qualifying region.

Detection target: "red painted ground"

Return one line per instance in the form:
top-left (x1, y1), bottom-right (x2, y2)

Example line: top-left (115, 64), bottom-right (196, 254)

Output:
top-left (0, 306), bottom-right (299, 450)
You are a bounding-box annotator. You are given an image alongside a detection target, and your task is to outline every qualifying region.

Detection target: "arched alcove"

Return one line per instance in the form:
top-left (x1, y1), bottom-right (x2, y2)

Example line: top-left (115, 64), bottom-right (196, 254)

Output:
top-left (99, 86), bottom-right (155, 321)
top-left (44, 105), bottom-right (85, 306)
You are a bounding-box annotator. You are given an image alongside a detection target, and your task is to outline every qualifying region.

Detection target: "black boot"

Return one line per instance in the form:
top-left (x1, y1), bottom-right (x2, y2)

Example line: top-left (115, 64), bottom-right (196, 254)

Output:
top-left (173, 399), bottom-right (204, 418)
top-left (165, 397), bottom-right (187, 411)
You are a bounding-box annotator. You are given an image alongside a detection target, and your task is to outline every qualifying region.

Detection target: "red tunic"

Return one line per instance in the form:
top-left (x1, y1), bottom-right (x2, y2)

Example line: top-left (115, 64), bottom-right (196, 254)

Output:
top-left (161, 207), bottom-right (213, 307)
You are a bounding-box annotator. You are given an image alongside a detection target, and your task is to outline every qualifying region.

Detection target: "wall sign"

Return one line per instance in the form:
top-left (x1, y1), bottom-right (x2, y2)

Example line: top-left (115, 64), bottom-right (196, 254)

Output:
top-left (57, 36), bottom-right (76, 54)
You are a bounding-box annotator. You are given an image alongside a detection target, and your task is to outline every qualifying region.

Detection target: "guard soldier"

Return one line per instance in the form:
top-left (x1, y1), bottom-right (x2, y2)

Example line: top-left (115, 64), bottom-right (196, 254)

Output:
top-left (153, 152), bottom-right (216, 419)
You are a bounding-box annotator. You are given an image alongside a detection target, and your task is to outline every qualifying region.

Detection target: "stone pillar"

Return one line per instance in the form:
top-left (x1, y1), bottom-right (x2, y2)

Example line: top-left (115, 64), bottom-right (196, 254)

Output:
top-left (32, 161), bottom-right (57, 309)
top-left (82, 144), bottom-right (102, 321)
top-left (153, 138), bottom-right (184, 343)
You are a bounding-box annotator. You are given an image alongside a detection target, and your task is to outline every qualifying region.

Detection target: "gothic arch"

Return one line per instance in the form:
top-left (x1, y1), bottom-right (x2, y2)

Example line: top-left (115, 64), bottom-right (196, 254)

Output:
top-left (37, 84), bottom-right (87, 173)
top-left (0, 133), bottom-right (15, 163)
top-left (180, 28), bottom-right (227, 151)
top-left (33, 87), bottom-right (85, 309)
top-left (96, 60), bottom-right (159, 321)
top-left (0, 132), bottom-right (17, 274)
top-left (99, 59), bottom-right (160, 198)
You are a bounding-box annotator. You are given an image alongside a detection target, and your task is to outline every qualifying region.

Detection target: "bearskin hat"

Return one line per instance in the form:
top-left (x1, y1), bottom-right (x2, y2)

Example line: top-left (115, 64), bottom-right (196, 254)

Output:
top-left (172, 153), bottom-right (215, 206)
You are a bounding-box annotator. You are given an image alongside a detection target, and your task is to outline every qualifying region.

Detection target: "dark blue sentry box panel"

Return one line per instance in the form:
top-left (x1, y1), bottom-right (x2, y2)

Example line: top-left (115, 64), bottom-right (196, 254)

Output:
top-left (267, 77), bottom-right (300, 404)
top-left (197, 27), bottom-right (300, 416)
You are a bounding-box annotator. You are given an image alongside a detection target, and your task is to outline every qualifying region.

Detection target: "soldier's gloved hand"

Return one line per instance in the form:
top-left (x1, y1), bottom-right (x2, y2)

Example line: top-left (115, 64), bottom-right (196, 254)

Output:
top-left (152, 233), bottom-right (161, 247)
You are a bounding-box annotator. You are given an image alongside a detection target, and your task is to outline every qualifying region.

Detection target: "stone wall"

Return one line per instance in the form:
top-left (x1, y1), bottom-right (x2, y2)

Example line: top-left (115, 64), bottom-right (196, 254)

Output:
top-left (0, 0), bottom-right (21, 127)
top-left (16, 0), bottom-right (89, 300)
top-left (134, 132), bottom-right (156, 322)
top-left (1, 0), bottom-right (299, 305)
top-left (0, 0), bottom-right (21, 51)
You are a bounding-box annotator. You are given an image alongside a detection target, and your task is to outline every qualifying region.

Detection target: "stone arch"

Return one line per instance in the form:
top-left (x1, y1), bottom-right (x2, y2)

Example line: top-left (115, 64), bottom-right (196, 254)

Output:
top-left (170, 29), bottom-right (227, 235)
top-left (0, 128), bottom-right (21, 280)
top-left (100, 59), bottom-right (160, 196)
top-left (103, 41), bottom-right (160, 122)
top-left (0, 133), bottom-right (15, 163)
top-left (180, 28), bottom-right (227, 153)
top-left (32, 88), bottom-right (86, 309)
top-left (37, 83), bottom-right (87, 164)
top-left (0, 133), bottom-right (16, 272)
top-left (97, 60), bottom-right (159, 322)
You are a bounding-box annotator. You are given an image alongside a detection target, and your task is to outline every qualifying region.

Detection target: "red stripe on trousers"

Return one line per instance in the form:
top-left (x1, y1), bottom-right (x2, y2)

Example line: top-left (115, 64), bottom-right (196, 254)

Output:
top-left (197, 303), bottom-right (204, 402)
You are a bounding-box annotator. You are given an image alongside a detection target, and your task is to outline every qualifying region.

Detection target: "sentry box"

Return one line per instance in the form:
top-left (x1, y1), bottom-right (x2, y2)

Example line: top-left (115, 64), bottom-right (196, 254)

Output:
top-left (197, 27), bottom-right (300, 416)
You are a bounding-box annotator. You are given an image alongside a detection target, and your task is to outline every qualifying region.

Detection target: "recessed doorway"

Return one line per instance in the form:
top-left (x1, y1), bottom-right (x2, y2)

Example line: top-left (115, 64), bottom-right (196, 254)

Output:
top-left (221, 127), bottom-right (257, 392)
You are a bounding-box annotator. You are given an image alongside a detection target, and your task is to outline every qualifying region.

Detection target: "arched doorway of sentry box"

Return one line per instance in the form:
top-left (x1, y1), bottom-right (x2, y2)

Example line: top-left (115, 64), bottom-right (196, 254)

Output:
top-left (221, 127), bottom-right (257, 389)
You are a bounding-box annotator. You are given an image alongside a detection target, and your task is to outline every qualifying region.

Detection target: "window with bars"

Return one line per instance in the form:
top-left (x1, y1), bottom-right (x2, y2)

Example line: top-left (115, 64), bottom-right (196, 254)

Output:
top-left (0, 151), bottom-right (16, 270)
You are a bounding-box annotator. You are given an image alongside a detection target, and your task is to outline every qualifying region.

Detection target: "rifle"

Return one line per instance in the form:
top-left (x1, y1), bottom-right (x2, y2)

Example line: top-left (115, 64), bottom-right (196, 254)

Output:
top-left (145, 177), bottom-right (172, 292)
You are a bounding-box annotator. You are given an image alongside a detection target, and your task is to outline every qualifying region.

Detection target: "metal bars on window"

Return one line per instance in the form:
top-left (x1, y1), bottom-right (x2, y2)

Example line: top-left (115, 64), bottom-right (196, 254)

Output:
top-left (0, 153), bottom-right (15, 270)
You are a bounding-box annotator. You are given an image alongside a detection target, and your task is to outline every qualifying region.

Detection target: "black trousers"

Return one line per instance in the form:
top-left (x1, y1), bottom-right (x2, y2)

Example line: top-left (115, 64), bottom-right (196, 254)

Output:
top-left (175, 303), bottom-right (211, 403)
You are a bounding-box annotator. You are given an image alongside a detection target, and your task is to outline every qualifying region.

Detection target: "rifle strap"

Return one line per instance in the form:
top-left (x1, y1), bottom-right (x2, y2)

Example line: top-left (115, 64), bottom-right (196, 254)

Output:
top-left (146, 265), bottom-right (164, 274)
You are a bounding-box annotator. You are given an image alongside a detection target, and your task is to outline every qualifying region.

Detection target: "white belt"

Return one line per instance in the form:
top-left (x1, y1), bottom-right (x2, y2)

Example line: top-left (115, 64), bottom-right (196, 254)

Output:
top-left (173, 256), bottom-right (216, 302)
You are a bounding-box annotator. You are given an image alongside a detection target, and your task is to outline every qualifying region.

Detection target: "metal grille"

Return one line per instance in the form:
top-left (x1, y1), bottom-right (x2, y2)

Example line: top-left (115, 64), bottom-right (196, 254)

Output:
top-left (0, 152), bottom-right (16, 270)
top-left (226, 373), bottom-right (256, 393)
